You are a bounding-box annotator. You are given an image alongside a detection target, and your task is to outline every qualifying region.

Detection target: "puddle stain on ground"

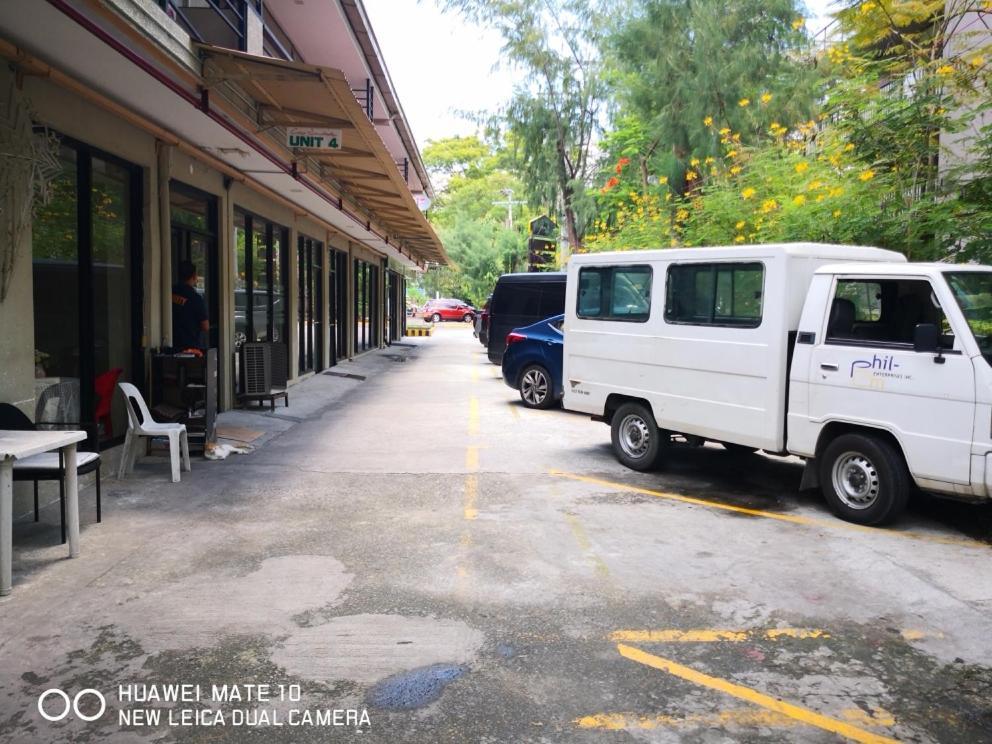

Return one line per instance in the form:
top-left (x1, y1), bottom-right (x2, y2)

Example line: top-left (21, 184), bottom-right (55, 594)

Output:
top-left (365, 664), bottom-right (468, 710)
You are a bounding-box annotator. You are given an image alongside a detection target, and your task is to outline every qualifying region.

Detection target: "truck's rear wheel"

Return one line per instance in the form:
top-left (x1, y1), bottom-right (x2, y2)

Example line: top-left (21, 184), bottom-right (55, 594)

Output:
top-left (819, 433), bottom-right (909, 525)
top-left (611, 402), bottom-right (665, 471)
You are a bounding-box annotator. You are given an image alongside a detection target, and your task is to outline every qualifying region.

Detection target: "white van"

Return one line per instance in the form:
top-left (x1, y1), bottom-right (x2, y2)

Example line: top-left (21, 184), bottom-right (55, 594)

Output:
top-left (563, 243), bottom-right (992, 524)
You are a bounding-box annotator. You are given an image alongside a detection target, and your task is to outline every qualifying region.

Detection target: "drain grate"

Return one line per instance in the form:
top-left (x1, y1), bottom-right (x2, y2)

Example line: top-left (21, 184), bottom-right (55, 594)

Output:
top-left (388, 342), bottom-right (417, 348)
top-left (323, 371), bottom-right (367, 381)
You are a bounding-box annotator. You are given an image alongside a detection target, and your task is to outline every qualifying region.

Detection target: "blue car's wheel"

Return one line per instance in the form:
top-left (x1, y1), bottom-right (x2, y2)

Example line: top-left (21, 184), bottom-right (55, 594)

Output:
top-left (519, 365), bottom-right (554, 409)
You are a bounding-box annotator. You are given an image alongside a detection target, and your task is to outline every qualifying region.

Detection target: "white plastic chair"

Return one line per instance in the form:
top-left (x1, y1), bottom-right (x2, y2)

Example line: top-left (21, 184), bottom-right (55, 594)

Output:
top-left (117, 382), bottom-right (191, 483)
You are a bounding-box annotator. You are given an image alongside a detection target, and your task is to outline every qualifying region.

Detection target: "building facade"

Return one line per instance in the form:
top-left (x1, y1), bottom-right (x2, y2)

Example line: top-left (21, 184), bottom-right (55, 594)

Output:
top-left (0, 0), bottom-right (445, 453)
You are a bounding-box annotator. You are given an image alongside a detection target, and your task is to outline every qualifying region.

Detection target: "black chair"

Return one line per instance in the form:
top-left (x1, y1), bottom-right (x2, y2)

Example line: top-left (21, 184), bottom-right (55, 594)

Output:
top-left (0, 403), bottom-right (101, 544)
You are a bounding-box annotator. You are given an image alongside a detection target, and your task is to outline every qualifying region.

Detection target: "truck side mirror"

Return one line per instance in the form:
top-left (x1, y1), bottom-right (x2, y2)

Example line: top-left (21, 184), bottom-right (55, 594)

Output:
top-left (913, 323), bottom-right (945, 364)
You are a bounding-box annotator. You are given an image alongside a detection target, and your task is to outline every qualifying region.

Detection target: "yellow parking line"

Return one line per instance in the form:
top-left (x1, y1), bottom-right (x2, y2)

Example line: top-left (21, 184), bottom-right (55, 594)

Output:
top-left (468, 396), bottom-right (480, 436)
top-left (616, 643), bottom-right (898, 744)
top-left (900, 629), bottom-right (944, 641)
top-left (576, 706), bottom-right (894, 731)
top-left (549, 470), bottom-right (983, 548)
top-left (465, 445), bottom-right (479, 472)
top-left (563, 513), bottom-right (611, 579)
top-left (576, 709), bottom-right (794, 730)
top-left (610, 628), bottom-right (829, 643)
top-left (464, 474), bottom-right (478, 521)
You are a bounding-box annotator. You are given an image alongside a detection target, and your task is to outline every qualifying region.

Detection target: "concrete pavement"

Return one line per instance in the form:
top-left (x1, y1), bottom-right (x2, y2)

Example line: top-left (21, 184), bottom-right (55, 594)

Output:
top-left (1, 323), bottom-right (990, 743)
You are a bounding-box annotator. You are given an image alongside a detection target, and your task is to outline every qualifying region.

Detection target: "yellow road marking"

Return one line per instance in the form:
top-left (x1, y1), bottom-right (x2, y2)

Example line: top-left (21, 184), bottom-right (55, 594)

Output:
top-left (508, 403), bottom-right (521, 422)
top-left (577, 709), bottom-right (794, 730)
top-left (900, 629), bottom-right (944, 641)
top-left (610, 628), bottom-right (829, 643)
top-left (616, 644), bottom-right (898, 744)
top-left (563, 513), bottom-right (611, 579)
top-left (549, 470), bottom-right (984, 548)
top-left (576, 706), bottom-right (894, 731)
top-left (468, 396), bottom-right (480, 436)
top-left (465, 445), bottom-right (479, 472)
top-left (464, 474), bottom-right (478, 520)
top-left (471, 367), bottom-right (479, 383)
top-left (840, 707), bottom-right (897, 727)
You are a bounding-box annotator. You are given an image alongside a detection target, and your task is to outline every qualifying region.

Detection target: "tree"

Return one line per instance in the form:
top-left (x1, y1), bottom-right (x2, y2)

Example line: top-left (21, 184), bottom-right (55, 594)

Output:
top-left (602, 0), bottom-right (816, 198)
top-left (440, 0), bottom-right (605, 251)
top-left (423, 135), bottom-right (491, 179)
top-left (420, 134), bottom-right (530, 305)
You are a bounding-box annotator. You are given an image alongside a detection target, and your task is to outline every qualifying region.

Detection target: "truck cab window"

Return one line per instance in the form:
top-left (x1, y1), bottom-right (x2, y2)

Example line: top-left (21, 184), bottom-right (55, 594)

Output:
top-left (945, 271), bottom-right (992, 363)
top-left (827, 278), bottom-right (954, 348)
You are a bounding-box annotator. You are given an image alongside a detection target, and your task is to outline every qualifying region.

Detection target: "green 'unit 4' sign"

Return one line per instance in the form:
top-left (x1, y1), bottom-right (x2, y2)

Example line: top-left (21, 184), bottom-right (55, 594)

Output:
top-left (287, 127), bottom-right (342, 150)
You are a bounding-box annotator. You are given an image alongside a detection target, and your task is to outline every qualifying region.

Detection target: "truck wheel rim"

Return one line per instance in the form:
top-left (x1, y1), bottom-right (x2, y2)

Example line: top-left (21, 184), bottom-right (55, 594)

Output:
top-left (522, 370), bottom-right (548, 405)
top-left (831, 452), bottom-right (880, 509)
top-left (619, 414), bottom-right (651, 459)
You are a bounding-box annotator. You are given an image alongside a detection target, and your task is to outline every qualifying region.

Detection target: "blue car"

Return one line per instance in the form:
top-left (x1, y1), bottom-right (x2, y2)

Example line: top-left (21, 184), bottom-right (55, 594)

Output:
top-left (501, 314), bottom-right (564, 409)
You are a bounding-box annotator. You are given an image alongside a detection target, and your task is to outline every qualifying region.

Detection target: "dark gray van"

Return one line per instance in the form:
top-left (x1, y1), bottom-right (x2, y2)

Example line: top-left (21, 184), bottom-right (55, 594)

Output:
top-left (487, 272), bottom-right (567, 364)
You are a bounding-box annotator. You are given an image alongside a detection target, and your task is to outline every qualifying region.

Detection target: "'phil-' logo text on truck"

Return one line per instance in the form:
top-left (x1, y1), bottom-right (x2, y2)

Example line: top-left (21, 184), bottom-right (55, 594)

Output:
top-left (850, 354), bottom-right (904, 378)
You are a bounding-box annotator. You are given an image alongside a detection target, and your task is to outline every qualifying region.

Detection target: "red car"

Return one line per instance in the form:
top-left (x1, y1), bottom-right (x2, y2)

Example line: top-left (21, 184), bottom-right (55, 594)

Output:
top-left (422, 299), bottom-right (477, 323)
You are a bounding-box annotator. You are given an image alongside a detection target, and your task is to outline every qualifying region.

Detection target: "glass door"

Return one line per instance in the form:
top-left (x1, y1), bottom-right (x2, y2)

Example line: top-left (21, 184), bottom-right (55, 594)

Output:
top-left (32, 138), bottom-right (143, 449)
top-left (170, 183), bottom-right (218, 350)
top-left (231, 209), bottom-right (289, 392)
top-left (297, 235), bottom-right (323, 374)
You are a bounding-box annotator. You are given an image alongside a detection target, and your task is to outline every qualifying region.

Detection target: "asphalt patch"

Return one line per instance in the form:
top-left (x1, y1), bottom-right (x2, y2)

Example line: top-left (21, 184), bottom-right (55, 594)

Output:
top-left (365, 664), bottom-right (468, 710)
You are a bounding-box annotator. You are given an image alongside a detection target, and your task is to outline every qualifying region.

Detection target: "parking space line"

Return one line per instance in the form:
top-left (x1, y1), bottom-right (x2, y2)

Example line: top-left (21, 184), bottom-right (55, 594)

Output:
top-left (616, 643), bottom-right (899, 744)
top-left (563, 512), bottom-right (611, 579)
top-left (549, 470), bottom-right (984, 548)
top-left (468, 396), bottom-right (480, 436)
top-left (576, 706), bottom-right (895, 731)
top-left (465, 445), bottom-right (479, 471)
top-left (464, 474), bottom-right (478, 520)
top-left (576, 709), bottom-right (795, 730)
top-left (610, 628), bottom-right (829, 643)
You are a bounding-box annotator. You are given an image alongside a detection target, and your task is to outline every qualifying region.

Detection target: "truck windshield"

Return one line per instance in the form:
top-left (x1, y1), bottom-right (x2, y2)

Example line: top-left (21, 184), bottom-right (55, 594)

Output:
top-left (945, 271), bottom-right (992, 363)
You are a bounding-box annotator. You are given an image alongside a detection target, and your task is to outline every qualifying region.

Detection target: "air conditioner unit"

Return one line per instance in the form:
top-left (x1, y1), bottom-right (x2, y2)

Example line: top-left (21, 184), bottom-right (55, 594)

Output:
top-left (240, 343), bottom-right (272, 396)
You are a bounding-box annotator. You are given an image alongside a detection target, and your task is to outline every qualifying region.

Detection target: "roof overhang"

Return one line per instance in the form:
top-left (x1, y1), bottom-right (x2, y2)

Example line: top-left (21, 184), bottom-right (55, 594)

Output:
top-left (198, 43), bottom-right (446, 265)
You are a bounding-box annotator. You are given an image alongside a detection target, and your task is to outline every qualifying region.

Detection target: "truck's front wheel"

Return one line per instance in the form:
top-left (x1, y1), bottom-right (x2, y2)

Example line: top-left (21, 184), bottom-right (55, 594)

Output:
top-left (819, 433), bottom-right (910, 525)
top-left (611, 402), bottom-right (665, 471)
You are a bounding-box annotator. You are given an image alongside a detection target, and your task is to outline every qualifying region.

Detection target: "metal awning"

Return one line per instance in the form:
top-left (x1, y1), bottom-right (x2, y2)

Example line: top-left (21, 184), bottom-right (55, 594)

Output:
top-left (197, 44), bottom-right (446, 266)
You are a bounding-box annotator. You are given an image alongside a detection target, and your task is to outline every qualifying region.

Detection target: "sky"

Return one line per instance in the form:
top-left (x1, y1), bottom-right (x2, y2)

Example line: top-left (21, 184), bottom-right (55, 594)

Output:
top-left (363, 0), bottom-right (841, 151)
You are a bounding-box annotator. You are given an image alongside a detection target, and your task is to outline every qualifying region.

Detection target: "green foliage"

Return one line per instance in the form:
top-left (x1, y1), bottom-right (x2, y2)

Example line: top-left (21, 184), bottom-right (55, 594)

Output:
top-left (421, 134), bottom-right (529, 306)
top-left (602, 0), bottom-right (816, 195)
top-left (583, 0), bottom-right (992, 262)
top-left (422, 135), bottom-right (492, 178)
top-left (440, 0), bottom-right (604, 249)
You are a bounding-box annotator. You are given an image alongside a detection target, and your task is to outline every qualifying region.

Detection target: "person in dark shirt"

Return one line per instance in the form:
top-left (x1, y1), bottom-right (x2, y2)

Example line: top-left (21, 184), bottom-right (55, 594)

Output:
top-left (172, 260), bottom-right (209, 351)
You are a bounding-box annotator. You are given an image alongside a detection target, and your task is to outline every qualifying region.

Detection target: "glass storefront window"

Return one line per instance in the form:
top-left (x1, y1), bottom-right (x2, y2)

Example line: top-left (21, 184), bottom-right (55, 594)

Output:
top-left (297, 235), bottom-right (322, 374)
top-left (91, 155), bottom-right (134, 440)
top-left (31, 138), bottom-right (141, 448)
top-left (231, 209), bottom-right (289, 390)
top-left (32, 145), bottom-right (79, 385)
top-left (170, 182), bottom-right (218, 351)
top-left (272, 227), bottom-right (285, 343)
top-left (252, 226), bottom-right (270, 342)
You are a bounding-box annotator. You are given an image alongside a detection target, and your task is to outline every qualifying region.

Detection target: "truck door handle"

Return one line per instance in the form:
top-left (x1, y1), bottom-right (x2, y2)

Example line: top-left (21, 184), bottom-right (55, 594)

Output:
top-left (820, 363), bottom-right (839, 371)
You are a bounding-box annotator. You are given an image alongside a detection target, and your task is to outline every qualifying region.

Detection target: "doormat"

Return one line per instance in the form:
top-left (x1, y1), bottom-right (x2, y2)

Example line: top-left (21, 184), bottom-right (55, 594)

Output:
top-left (324, 371), bottom-right (367, 381)
top-left (215, 426), bottom-right (264, 443)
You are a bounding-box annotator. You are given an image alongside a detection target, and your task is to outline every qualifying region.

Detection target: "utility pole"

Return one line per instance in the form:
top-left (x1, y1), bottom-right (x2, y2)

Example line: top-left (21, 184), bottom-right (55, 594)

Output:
top-left (492, 188), bottom-right (525, 230)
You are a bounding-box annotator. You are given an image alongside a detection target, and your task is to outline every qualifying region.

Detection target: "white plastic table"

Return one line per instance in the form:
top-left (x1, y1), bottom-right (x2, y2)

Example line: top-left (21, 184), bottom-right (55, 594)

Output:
top-left (0, 429), bottom-right (87, 595)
